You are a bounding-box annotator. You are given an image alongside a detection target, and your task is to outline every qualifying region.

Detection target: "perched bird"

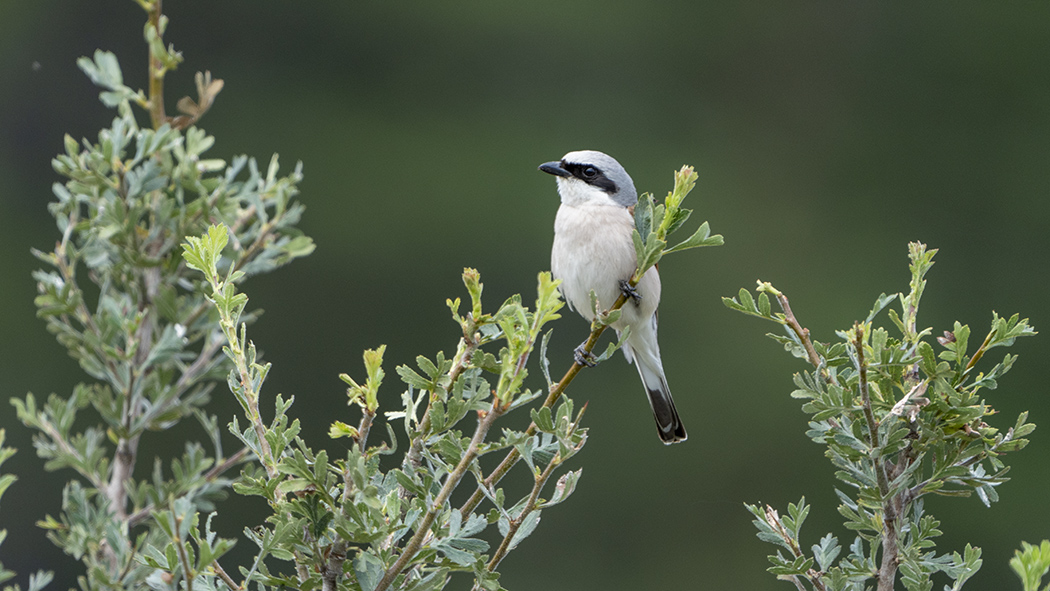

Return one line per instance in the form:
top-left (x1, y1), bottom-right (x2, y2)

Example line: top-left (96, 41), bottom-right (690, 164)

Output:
top-left (540, 150), bottom-right (687, 444)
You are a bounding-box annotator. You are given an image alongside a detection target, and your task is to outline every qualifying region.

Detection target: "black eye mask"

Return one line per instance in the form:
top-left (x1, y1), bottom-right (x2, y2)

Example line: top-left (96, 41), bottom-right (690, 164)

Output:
top-left (562, 161), bottom-right (619, 194)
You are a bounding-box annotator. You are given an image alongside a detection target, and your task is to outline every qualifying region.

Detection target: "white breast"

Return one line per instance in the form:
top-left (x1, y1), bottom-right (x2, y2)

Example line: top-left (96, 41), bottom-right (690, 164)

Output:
top-left (550, 203), bottom-right (660, 329)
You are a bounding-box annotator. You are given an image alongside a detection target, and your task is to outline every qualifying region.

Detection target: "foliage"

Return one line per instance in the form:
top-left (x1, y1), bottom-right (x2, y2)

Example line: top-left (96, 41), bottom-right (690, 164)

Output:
top-left (0, 430), bottom-right (54, 591)
top-left (175, 164), bottom-right (719, 590)
top-left (727, 243), bottom-right (1036, 591)
top-left (183, 226), bottom-right (586, 590)
top-left (12, 1), bottom-right (310, 588)
top-left (1012, 540), bottom-right (1050, 591)
top-left (10, 3), bottom-right (723, 590)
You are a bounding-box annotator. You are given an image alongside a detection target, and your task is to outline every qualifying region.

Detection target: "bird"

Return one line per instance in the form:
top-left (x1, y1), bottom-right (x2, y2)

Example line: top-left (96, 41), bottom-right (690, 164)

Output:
top-left (539, 150), bottom-right (687, 445)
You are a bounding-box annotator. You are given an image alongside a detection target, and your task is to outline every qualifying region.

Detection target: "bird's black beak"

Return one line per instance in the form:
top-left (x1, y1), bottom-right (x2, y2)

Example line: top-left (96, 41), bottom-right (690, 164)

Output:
top-left (538, 161), bottom-right (571, 178)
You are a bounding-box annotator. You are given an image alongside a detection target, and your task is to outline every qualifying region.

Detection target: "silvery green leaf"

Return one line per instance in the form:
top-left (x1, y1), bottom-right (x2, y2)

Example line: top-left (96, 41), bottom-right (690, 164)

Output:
top-left (509, 510), bottom-right (541, 550)
top-left (540, 469), bottom-right (582, 508)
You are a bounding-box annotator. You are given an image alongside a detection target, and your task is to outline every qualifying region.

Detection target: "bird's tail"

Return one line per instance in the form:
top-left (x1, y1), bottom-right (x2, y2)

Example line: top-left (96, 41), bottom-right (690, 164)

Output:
top-left (622, 338), bottom-right (687, 445)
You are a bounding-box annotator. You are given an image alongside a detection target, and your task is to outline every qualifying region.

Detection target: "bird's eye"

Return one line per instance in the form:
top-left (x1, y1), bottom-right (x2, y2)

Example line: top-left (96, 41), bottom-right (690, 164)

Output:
top-left (582, 166), bottom-right (598, 179)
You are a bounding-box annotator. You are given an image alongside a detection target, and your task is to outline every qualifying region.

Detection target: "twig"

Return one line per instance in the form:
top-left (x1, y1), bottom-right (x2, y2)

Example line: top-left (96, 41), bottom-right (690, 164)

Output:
top-left (170, 500), bottom-right (195, 591)
top-left (147, 0), bottom-right (166, 129)
top-left (458, 288), bottom-right (629, 519)
top-left (763, 505), bottom-right (826, 591)
top-left (853, 326), bottom-right (899, 591)
top-left (356, 409), bottom-right (376, 454)
top-left (486, 402), bottom-right (586, 571)
top-left (211, 561), bottom-right (239, 590)
top-left (127, 446), bottom-right (250, 527)
top-left (320, 542), bottom-right (348, 591)
top-left (772, 288), bottom-right (824, 374)
top-left (374, 401), bottom-right (506, 591)
top-left (33, 416), bottom-right (109, 492)
top-left (228, 328), bottom-right (277, 478)
top-left (405, 337), bottom-right (478, 473)
top-left (106, 435), bottom-right (140, 521)
top-left (321, 408), bottom-right (378, 590)
top-left (962, 329), bottom-right (995, 376)
top-left (853, 324), bottom-right (881, 455)
top-left (487, 458), bottom-right (558, 571)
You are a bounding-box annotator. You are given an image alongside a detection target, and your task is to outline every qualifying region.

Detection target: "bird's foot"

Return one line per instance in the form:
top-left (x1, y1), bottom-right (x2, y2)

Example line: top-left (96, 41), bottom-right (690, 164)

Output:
top-left (619, 279), bottom-right (642, 305)
top-left (573, 343), bottom-right (598, 368)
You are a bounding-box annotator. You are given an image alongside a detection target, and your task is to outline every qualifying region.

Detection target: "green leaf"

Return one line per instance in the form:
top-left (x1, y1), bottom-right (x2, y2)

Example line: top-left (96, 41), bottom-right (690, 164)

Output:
top-left (329, 421), bottom-right (358, 439)
top-left (354, 550), bottom-right (385, 591)
top-left (541, 469), bottom-right (582, 508)
top-left (866, 293), bottom-right (897, 323)
top-left (531, 407), bottom-right (555, 433)
top-left (1011, 540), bottom-right (1050, 591)
top-left (634, 193), bottom-right (654, 237)
top-left (397, 365), bottom-right (433, 391)
top-left (510, 510), bottom-right (541, 550)
top-left (664, 221), bottom-right (724, 253)
top-left (737, 288), bottom-right (756, 314)
top-left (812, 533), bottom-right (841, 571)
top-left (404, 568), bottom-right (451, 591)
top-left (758, 292), bottom-right (771, 318)
top-left (918, 341), bottom-right (937, 377)
top-left (77, 49), bottom-right (124, 90)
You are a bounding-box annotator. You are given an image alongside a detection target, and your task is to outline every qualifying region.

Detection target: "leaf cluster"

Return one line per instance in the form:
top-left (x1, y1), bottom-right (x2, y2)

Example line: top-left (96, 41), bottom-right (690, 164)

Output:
top-left (13, 18), bottom-right (312, 589)
top-left (631, 165), bottom-right (723, 280)
top-left (182, 232), bottom-right (590, 589)
top-left (17, 3), bottom-right (724, 588)
top-left (728, 243), bottom-right (1036, 591)
top-left (0, 431), bottom-right (54, 591)
top-left (1012, 540), bottom-right (1050, 591)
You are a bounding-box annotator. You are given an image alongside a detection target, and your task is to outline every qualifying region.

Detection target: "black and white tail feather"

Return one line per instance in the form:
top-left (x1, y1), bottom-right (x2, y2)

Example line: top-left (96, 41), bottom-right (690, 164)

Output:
top-left (619, 318), bottom-right (687, 444)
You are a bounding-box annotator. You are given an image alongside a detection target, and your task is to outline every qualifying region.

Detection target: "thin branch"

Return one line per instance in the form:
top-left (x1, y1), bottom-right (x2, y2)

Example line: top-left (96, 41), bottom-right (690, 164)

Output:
top-left (320, 408), bottom-right (378, 591)
top-left (105, 434), bottom-right (140, 521)
top-left (356, 409), bottom-right (376, 454)
top-left (962, 329), bottom-right (995, 376)
top-left (211, 561), bottom-right (239, 590)
top-left (226, 326), bottom-right (276, 478)
top-left (170, 501), bottom-right (195, 591)
top-left (174, 335), bottom-right (225, 393)
top-left (853, 325), bottom-right (899, 591)
top-left (34, 417), bottom-right (109, 492)
top-left (487, 458), bottom-right (558, 571)
top-left (405, 337), bottom-right (478, 472)
top-left (374, 401), bottom-right (506, 591)
top-left (127, 446), bottom-right (250, 527)
top-left (773, 289), bottom-right (824, 374)
top-left (764, 505), bottom-right (826, 591)
top-left (458, 288), bottom-right (629, 519)
top-left (320, 542), bottom-right (348, 591)
top-left (854, 324), bottom-right (881, 454)
top-left (147, 0), bottom-right (166, 129)
top-left (486, 402), bottom-right (587, 573)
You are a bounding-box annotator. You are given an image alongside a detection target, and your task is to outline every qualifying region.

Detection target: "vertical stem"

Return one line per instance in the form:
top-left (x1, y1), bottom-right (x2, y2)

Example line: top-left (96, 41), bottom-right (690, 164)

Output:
top-left (853, 324), bottom-right (899, 591)
top-left (356, 409), bottom-right (375, 453)
top-left (171, 501), bottom-right (195, 591)
top-left (147, 0), bottom-right (166, 129)
top-left (321, 407), bottom-right (378, 589)
top-left (320, 544), bottom-right (347, 591)
top-left (105, 434), bottom-right (140, 521)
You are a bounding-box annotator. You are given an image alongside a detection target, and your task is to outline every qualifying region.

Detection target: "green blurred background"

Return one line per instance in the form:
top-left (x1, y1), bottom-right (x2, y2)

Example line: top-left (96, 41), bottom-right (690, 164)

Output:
top-left (2, 1), bottom-right (1049, 589)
